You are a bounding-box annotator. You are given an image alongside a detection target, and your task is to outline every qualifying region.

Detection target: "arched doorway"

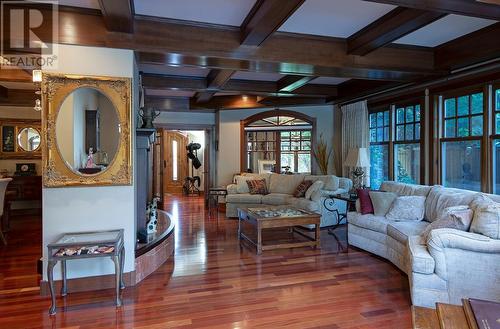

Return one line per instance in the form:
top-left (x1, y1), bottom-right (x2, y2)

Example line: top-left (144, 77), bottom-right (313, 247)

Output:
top-left (240, 110), bottom-right (316, 174)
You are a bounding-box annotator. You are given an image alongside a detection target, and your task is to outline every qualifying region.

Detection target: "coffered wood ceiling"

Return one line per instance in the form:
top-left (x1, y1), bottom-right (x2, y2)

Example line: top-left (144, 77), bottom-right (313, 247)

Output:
top-left (1, 0), bottom-right (499, 111)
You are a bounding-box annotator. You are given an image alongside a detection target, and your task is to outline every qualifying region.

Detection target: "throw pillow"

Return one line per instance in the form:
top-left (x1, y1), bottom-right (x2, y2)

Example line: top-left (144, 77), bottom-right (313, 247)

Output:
top-left (421, 206), bottom-right (474, 241)
top-left (235, 175), bottom-right (251, 193)
top-left (293, 180), bottom-right (313, 198)
top-left (246, 179), bottom-right (268, 195)
top-left (386, 196), bottom-right (426, 221)
top-left (368, 191), bottom-right (398, 217)
top-left (305, 180), bottom-right (324, 200)
top-left (469, 195), bottom-right (500, 239)
top-left (357, 188), bottom-right (373, 215)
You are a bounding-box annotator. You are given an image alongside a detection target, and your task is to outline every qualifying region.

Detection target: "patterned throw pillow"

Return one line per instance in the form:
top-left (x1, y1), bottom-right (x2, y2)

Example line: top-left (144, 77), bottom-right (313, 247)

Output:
top-left (293, 180), bottom-right (313, 198)
top-left (246, 179), bottom-right (268, 195)
top-left (385, 195), bottom-right (426, 221)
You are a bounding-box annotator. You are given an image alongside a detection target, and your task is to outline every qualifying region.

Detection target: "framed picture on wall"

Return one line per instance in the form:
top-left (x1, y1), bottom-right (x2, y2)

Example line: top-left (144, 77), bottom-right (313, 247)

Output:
top-left (2, 125), bottom-right (15, 152)
top-left (258, 160), bottom-right (276, 174)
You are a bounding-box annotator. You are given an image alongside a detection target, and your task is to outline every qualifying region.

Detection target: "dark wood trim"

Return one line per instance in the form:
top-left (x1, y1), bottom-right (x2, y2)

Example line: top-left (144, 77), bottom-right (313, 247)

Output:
top-left (240, 0), bottom-right (305, 46)
top-left (435, 23), bottom-right (500, 70)
top-left (195, 69), bottom-right (236, 103)
top-left (98, 0), bottom-right (134, 33)
top-left (0, 89), bottom-right (37, 107)
top-left (347, 7), bottom-right (445, 56)
top-left (363, 0), bottom-right (500, 20)
top-left (0, 86), bottom-right (7, 99)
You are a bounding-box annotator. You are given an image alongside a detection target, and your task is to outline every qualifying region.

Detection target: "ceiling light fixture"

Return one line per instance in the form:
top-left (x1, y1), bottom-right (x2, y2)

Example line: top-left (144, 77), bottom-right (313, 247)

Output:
top-left (242, 95), bottom-right (248, 101)
top-left (32, 69), bottom-right (42, 112)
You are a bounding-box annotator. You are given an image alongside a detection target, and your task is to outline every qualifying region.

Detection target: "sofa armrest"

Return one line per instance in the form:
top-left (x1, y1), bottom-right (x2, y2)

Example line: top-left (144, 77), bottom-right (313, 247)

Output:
top-left (427, 228), bottom-right (500, 278)
top-left (408, 235), bottom-right (435, 275)
top-left (226, 184), bottom-right (238, 195)
top-left (338, 177), bottom-right (353, 191)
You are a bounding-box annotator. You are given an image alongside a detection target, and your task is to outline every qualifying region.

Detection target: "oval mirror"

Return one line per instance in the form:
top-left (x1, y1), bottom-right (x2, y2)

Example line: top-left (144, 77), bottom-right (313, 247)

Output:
top-left (55, 87), bottom-right (120, 176)
top-left (17, 127), bottom-right (40, 151)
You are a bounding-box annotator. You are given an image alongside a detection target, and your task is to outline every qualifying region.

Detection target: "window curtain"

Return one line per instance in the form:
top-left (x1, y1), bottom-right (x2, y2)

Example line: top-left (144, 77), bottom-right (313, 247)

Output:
top-left (341, 100), bottom-right (370, 186)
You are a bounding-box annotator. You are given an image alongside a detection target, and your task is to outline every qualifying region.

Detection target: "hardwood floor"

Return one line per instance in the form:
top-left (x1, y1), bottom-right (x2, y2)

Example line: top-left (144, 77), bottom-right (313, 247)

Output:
top-left (0, 196), bottom-right (412, 328)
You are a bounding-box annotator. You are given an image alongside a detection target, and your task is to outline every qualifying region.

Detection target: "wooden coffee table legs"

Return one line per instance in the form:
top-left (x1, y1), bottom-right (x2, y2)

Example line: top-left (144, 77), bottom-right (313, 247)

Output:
top-left (238, 209), bottom-right (320, 254)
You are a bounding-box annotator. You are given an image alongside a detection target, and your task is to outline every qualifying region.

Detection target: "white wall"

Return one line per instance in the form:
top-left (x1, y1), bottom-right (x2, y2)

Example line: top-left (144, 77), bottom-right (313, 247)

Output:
top-left (42, 44), bottom-right (136, 280)
top-left (155, 111), bottom-right (215, 125)
top-left (217, 106), bottom-right (335, 186)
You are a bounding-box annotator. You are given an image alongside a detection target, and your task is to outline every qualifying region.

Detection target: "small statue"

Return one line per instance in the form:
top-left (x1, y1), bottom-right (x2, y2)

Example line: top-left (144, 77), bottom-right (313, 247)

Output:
top-left (138, 107), bottom-right (160, 129)
top-left (146, 197), bottom-right (161, 234)
top-left (85, 148), bottom-right (95, 168)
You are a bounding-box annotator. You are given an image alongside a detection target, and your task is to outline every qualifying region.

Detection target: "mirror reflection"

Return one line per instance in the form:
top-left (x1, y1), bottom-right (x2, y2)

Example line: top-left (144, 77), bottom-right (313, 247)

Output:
top-left (56, 87), bottom-right (120, 175)
top-left (17, 127), bottom-right (40, 151)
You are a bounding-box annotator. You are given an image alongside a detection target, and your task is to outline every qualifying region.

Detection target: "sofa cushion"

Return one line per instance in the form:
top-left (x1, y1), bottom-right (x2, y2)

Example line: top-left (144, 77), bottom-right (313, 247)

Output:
top-left (408, 235), bottom-right (435, 275)
top-left (293, 180), bottom-right (313, 197)
top-left (380, 181), bottom-right (432, 197)
top-left (226, 193), bottom-right (263, 204)
top-left (470, 195), bottom-right (500, 239)
top-left (369, 191), bottom-right (398, 217)
top-left (269, 173), bottom-right (305, 194)
top-left (387, 221), bottom-right (429, 244)
top-left (305, 180), bottom-right (324, 200)
top-left (421, 206), bottom-right (473, 241)
top-left (358, 188), bottom-right (374, 215)
top-left (305, 175), bottom-right (339, 191)
top-left (262, 193), bottom-right (292, 206)
top-left (246, 179), bottom-right (268, 195)
top-left (424, 186), bottom-right (476, 222)
top-left (386, 196), bottom-right (426, 221)
top-left (347, 212), bottom-right (392, 234)
top-left (289, 197), bottom-right (320, 213)
top-left (240, 172), bottom-right (271, 186)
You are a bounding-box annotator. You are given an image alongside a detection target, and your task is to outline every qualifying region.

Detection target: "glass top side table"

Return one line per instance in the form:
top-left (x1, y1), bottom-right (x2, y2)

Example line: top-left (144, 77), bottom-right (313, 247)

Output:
top-left (46, 229), bottom-right (125, 315)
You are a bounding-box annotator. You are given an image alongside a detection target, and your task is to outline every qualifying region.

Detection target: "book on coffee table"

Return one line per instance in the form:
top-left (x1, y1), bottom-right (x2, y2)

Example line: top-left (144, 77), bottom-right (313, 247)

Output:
top-left (468, 298), bottom-right (500, 329)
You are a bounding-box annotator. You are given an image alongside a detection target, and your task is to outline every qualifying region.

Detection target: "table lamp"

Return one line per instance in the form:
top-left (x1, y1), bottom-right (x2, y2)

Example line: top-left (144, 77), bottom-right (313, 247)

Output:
top-left (344, 147), bottom-right (370, 196)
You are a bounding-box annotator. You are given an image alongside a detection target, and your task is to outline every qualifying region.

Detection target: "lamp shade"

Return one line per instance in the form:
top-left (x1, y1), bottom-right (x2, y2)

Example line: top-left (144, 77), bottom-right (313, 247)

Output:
top-left (344, 147), bottom-right (370, 167)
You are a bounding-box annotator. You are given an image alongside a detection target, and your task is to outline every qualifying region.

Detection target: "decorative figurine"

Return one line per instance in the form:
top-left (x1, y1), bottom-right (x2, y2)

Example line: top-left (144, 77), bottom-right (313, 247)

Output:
top-left (85, 147), bottom-right (95, 168)
top-left (138, 107), bottom-right (160, 129)
top-left (146, 197), bottom-right (161, 234)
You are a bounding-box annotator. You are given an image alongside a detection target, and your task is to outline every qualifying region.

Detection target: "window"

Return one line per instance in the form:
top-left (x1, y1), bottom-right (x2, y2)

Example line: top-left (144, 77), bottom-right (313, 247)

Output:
top-left (441, 91), bottom-right (484, 191)
top-left (493, 87), bottom-right (500, 194)
top-left (369, 110), bottom-right (390, 189)
top-left (394, 104), bottom-right (421, 184)
top-left (172, 140), bottom-right (178, 181)
top-left (242, 111), bottom-right (314, 174)
top-left (280, 131), bottom-right (311, 173)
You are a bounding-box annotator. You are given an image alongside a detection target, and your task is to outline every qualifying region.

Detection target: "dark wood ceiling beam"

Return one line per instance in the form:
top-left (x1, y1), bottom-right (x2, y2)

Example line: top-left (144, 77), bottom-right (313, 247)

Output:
top-left (347, 7), bottom-right (445, 56)
top-left (328, 79), bottom-right (401, 103)
top-left (142, 74), bottom-right (339, 97)
top-left (0, 89), bottom-right (37, 106)
top-left (362, 0), bottom-right (500, 20)
top-left (194, 91), bottom-right (217, 103)
top-left (191, 95), bottom-right (328, 110)
top-left (195, 69), bottom-right (236, 103)
top-left (435, 22), bottom-right (500, 70)
top-left (0, 86), bottom-right (8, 99)
top-left (240, 0), bottom-right (305, 46)
top-left (98, 0), bottom-right (134, 33)
top-left (34, 8), bottom-right (439, 80)
top-left (145, 95), bottom-right (216, 113)
top-left (277, 75), bottom-right (317, 92)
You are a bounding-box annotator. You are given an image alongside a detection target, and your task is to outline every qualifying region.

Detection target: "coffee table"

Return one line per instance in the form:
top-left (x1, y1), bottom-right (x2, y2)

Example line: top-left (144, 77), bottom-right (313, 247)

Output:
top-left (237, 206), bottom-right (320, 254)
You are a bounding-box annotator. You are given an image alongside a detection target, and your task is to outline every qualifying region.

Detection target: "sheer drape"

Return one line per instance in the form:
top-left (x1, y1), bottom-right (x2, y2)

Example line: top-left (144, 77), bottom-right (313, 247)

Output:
top-left (341, 100), bottom-right (370, 186)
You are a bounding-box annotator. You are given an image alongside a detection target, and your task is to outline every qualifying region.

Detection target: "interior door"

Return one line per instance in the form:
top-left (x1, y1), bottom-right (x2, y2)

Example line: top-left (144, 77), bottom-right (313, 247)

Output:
top-left (163, 130), bottom-right (188, 194)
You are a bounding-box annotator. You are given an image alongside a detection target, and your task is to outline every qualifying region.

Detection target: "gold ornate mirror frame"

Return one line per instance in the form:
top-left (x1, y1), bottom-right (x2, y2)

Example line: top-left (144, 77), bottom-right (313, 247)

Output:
top-left (0, 119), bottom-right (41, 159)
top-left (42, 73), bottom-right (132, 187)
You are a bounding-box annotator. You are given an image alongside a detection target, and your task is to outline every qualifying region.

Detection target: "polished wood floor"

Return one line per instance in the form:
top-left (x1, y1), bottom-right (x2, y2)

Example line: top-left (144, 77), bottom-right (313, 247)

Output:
top-left (0, 196), bottom-right (412, 328)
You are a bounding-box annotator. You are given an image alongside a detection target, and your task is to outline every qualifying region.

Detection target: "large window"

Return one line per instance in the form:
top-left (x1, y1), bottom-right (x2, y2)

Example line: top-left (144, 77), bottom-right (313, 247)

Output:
top-left (493, 87), bottom-right (500, 194)
top-left (441, 91), bottom-right (484, 191)
top-left (242, 111), bottom-right (314, 174)
top-left (369, 110), bottom-right (390, 189)
top-left (394, 104), bottom-right (421, 184)
top-left (280, 131), bottom-right (311, 173)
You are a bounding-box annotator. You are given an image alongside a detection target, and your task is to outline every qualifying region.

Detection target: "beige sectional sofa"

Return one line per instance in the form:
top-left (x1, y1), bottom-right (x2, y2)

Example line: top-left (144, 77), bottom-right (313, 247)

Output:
top-left (226, 173), bottom-right (352, 227)
top-left (348, 181), bottom-right (500, 308)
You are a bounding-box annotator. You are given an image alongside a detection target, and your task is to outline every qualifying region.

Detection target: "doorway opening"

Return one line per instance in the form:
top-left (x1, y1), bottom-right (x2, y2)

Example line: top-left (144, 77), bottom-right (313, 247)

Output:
top-left (153, 128), bottom-right (214, 203)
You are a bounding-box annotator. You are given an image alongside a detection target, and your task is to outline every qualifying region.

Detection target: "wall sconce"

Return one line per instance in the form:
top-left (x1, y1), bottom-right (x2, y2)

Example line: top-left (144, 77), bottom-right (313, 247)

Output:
top-left (32, 70), bottom-right (42, 83)
top-left (32, 70), bottom-right (42, 112)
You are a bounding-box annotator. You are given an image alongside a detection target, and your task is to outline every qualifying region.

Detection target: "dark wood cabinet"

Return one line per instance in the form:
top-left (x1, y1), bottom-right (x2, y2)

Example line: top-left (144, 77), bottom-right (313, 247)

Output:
top-left (136, 129), bottom-right (156, 238)
top-left (3, 175), bottom-right (42, 231)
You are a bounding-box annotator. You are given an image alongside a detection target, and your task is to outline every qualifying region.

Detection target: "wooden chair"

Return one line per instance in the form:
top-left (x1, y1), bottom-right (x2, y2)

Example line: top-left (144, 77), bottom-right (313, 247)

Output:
top-left (0, 178), bottom-right (13, 245)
